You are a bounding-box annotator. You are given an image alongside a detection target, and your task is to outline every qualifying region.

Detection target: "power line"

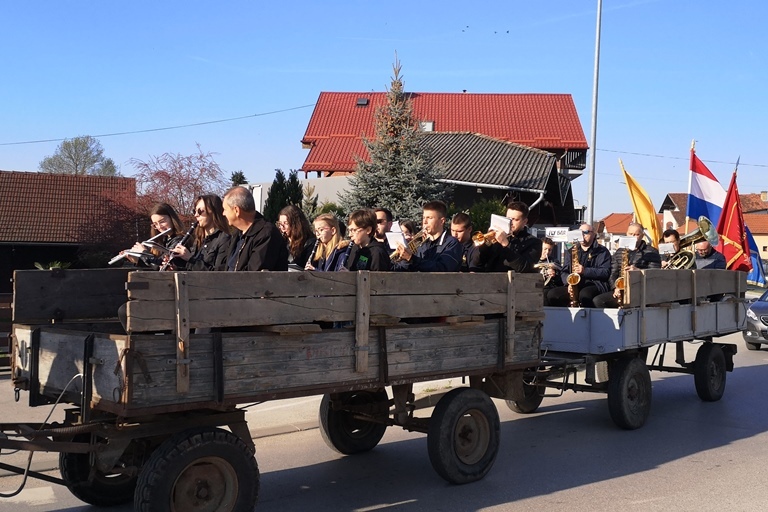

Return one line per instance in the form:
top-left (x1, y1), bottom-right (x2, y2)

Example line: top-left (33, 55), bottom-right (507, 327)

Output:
top-left (0, 104), bottom-right (317, 146)
top-left (1, 105), bottom-right (766, 171)
top-left (597, 148), bottom-right (768, 169)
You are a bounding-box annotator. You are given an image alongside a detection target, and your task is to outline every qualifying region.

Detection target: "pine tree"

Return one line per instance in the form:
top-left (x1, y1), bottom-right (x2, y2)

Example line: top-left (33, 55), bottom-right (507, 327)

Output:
top-left (230, 171), bottom-right (248, 186)
top-left (302, 183), bottom-right (320, 221)
top-left (262, 169), bottom-right (305, 222)
top-left (339, 56), bottom-right (451, 223)
top-left (263, 169), bottom-right (288, 222)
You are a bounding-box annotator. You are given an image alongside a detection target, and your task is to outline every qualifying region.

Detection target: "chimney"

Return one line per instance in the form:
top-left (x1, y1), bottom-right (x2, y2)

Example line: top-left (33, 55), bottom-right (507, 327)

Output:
top-left (762, 191), bottom-right (768, 202)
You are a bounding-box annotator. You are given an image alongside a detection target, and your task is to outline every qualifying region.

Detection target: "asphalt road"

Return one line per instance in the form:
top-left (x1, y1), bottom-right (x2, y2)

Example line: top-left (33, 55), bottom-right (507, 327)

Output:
top-left (2, 332), bottom-right (768, 512)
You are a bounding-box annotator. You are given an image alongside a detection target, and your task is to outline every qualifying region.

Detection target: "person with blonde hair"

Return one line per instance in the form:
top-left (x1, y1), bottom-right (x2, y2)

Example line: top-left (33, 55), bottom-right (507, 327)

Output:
top-left (305, 213), bottom-right (350, 271)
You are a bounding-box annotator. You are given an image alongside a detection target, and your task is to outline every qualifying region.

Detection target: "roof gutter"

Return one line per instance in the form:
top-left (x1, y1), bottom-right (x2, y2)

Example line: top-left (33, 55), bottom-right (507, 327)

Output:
top-left (437, 178), bottom-right (546, 208)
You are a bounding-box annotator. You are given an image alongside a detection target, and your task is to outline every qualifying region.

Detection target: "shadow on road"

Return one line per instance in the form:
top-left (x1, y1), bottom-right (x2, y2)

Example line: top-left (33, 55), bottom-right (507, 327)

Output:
top-left (254, 360), bottom-right (768, 511)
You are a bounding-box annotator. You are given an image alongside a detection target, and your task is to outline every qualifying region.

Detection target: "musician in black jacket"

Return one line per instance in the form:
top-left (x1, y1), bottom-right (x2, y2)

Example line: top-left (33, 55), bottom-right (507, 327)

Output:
top-left (593, 223), bottom-right (661, 308)
top-left (545, 223), bottom-right (612, 307)
top-left (172, 194), bottom-right (231, 271)
top-left (393, 200), bottom-right (462, 272)
top-left (221, 186), bottom-right (288, 271)
top-left (124, 203), bottom-right (190, 270)
top-left (450, 212), bottom-right (482, 272)
top-left (344, 209), bottom-right (391, 271)
top-left (478, 200), bottom-right (541, 273)
top-left (278, 205), bottom-right (317, 269)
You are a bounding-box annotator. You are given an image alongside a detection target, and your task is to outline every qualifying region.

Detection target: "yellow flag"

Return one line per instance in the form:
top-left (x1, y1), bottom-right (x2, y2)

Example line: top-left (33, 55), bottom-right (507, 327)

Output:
top-left (619, 159), bottom-right (661, 248)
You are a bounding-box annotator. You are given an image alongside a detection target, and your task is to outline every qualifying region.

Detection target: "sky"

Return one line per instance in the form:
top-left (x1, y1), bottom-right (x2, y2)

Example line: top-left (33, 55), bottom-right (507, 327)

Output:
top-left (2, 1), bottom-right (766, 220)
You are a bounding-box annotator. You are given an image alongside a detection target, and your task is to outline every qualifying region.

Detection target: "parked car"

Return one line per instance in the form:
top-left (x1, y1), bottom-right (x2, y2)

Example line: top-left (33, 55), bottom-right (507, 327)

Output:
top-left (744, 289), bottom-right (768, 350)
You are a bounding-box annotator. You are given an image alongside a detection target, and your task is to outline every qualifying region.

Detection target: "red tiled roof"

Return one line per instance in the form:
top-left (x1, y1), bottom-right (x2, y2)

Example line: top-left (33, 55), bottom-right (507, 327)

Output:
top-left (0, 170), bottom-right (137, 244)
top-left (744, 213), bottom-right (768, 235)
top-left (301, 92), bottom-right (588, 173)
top-left (741, 193), bottom-right (768, 213)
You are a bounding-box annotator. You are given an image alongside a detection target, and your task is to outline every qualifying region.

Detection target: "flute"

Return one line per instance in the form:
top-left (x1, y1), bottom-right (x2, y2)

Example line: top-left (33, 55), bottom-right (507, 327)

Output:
top-left (108, 228), bottom-right (172, 265)
top-left (159, 221), bottom-right (199, 271)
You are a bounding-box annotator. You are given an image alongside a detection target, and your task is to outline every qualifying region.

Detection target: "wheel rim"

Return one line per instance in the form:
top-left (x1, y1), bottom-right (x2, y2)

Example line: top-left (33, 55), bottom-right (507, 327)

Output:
top-left (340, 393), bottom-right (381, 440)
top-left (453, 409), bottom-right (491, 465)
top-left (707, 359), bottom-right (724, 392)
top-left (171, 456), bottom-right (238, 512)
top-left (625, 373), bottom-right (648, 415)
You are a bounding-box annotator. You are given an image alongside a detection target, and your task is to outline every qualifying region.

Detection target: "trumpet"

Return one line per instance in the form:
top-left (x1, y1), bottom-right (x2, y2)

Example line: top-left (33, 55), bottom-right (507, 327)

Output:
top-left (391, 230), bottom-right (428, 262)
top-left (471, 230), bottom-right (497, 247)
top-left (108, 228), bottom-right (172, 265)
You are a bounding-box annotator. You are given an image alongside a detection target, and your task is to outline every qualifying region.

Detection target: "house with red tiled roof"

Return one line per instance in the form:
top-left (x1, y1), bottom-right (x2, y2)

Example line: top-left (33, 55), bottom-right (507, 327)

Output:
top-left (301, 91), bottom-right (588, 177)
top-left (0, 170), bottom-right (140, 292)
top-left (659, 192), bottom-right (768, 228)
top-left (300, 91), bottom-right (588, 223)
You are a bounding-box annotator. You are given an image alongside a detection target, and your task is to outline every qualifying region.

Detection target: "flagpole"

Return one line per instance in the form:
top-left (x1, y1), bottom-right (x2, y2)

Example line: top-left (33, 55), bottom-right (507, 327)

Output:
top-left (685, 139), bottom-right (695, 234)
top-left (586, 0), bottom-right (602, 226)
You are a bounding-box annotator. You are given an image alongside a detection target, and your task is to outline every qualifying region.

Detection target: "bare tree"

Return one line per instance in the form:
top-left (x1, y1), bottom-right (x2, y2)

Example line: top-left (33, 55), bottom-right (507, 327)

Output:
top-left (39, 135), bottom-right (120, 176)
top-left (130, 143), bottom-right (228, 215)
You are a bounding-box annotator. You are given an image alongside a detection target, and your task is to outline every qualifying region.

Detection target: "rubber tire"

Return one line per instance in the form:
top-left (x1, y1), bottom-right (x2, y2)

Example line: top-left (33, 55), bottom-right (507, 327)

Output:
top-left (607, 357), bottom-right (652, 430)
top-left (59, 435), bottom-right (137, 507)
top-left (319, 389), bottom-right (389, 455)
top-left (694, 343), bottom-right (727, 402)
top-left (134, 428), bottom-right (259, 512)
top-left (427, 387), bottom-right (500, 484)
top-left (505, 381), bottom-right (544, 414)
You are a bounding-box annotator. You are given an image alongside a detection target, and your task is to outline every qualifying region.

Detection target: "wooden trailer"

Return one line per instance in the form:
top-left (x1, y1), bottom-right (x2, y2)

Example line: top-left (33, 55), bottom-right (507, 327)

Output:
top-left (3, 269), bottom-right (544, 511)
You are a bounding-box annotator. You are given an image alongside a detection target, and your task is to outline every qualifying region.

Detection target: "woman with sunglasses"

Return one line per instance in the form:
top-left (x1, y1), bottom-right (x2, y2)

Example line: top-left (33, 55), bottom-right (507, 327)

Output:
top-left (305, 213), bottom-right (350, 271)
top-left (171, 195), bottom-right (231, 271)
top-left (277, 205), bottom-right (317, 269)
top-left (125, 203), bottom-right (189, 269)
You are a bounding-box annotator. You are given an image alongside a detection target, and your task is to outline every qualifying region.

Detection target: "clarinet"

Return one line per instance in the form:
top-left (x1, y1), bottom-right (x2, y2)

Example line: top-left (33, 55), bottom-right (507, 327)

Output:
top-left (159, 221), bottom-right (199, 271)
top-left (305, 238), bottom-right (322, 270)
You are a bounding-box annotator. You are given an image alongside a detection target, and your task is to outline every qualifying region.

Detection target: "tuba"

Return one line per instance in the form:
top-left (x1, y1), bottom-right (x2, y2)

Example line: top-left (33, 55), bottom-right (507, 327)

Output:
top-left (666, 216), bottom-right (719, 270)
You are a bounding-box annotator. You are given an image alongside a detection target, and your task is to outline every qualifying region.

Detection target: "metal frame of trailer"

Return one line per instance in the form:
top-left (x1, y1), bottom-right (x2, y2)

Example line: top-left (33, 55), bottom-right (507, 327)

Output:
top-left (1, 269), bottom-right (544, 510)
top-left (505, 268), bottom-right (748, 430)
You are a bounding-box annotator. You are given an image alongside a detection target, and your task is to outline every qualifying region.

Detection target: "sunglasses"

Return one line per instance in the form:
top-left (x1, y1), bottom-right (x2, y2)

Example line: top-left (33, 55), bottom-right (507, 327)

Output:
top-left (581, 230), bottom-right (592, 235)
top-left (194, 208), bottom-right (207, 216)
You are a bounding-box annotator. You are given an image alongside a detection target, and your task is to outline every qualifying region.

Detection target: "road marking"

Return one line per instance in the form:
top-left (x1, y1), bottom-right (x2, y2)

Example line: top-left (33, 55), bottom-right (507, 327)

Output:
top-left (355, 500), bottom-right (419, 511)
top-left (3, 485), bottom-right (56, 506)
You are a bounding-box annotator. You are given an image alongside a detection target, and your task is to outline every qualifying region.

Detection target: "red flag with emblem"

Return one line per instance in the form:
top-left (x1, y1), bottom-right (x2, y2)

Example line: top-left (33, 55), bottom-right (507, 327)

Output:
top-left (715, 170), bottom-right (751, 272)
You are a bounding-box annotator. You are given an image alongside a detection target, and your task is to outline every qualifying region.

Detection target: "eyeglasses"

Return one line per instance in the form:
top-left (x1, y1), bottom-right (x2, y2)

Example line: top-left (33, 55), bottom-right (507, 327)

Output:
top-left (314, 227), bottom-right (330, 234)
top-left (581, 230), bottom-right (592, 235)
top-left (348, 226), bottom-right (364, 234)
top-left (277, 221), bottom-right (289, 227)
top-left (194, 208), bottom-right (206, 216)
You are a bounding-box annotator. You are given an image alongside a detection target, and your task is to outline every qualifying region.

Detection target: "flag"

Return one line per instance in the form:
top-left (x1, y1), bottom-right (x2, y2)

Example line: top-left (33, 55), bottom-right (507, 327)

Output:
top-left (687, 148), bottom-right (766, 286)
top-left (619, 159), bottom-right (661, 248)
top-left (716, 170), bottom-right (751, 272)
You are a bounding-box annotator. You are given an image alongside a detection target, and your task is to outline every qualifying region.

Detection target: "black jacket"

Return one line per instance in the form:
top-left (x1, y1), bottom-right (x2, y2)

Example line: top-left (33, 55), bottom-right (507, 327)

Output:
top-left (289, 236), bottom-right (318, 268)
top-left (186, 229), bottom-right (231, 271)
top-left (480, 227), bottom-right (541, 273)
top-left (460, 240), bottom-right (482, 272)
top-left (608, 241), bottom-right (661, 288)
top-left (344, 239), bottom-right (392, 271)
top-left (559, 241), bottom-right (612, 293)
top-left (223, 215), bottom-right (289, 271)
top-left (394, 231), bottom-right (462, 272)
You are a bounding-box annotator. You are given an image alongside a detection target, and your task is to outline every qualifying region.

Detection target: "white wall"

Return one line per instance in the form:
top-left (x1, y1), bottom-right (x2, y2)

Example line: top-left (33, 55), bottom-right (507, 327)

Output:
top-left (247, 175), bottom-right (351, 213)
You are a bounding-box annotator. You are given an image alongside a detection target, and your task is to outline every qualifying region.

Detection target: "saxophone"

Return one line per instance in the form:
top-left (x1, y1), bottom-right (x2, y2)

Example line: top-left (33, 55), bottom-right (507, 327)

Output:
top-left (390, 230), bottom-right (429, 262)
top-left (566, 244), bottom-right (581, 307)
top-left (614, 247), bottom-right (630, 306)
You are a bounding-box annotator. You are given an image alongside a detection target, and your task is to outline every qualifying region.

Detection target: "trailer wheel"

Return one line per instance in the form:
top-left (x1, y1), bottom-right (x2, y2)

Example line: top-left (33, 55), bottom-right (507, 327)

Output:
top-left (59, 436), bottom-right (137, 507)
top-left (134, 428), bottom-right (259, 512)
top-left (427, 387), bottom-right (500, 484)
top-left (607, 357), bottom-right (652, 430)
top-left (694, 343), bottom-right (727, 402)
top-left (319, 389), bottom-right (389, 455)
top-left (505, 380), bottom-right (543, 414)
